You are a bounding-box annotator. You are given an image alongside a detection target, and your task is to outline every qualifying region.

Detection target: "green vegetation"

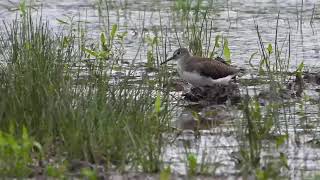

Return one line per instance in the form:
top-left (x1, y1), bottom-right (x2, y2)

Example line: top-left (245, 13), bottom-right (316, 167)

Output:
top-left (239, 97), bottom-right (289, 179)
top-left (187, 153), bottom-right (197, 176)
top-left (0, 126), bottom-right (42, 177)
top-left (0, 7), bottom-right (172, 178)
top-left (235, 17), bottom-right (305, 179)
top-left (159, 166), bottom-right (171, 180)
top-left (174, 7), bottom-right (232, 64)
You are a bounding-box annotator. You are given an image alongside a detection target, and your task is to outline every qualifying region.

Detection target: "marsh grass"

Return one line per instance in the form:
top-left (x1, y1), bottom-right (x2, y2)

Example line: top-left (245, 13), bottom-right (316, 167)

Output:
top-left (169, 4), bottom-right (302, 178)
top-left (235, 16), bottom-right (306, 178)
top-left (0, 8), bottom-right (172, 177)
top-left (238, 95), bottom-right (289, 178)
top-left (174, 0), bottom-right (215, 17)
top-left (173, 8), bottom-right (232, 64)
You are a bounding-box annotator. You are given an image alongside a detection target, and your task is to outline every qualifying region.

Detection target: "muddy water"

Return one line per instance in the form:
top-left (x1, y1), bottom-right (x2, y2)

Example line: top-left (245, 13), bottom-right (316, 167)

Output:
top-left (2, 0), bottom-right (320, 178)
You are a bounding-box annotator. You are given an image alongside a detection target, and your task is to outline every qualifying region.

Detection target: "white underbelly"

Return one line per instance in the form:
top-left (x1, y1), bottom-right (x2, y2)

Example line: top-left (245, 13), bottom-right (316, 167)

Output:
top-left (180, 71), bottom-right (233, 86)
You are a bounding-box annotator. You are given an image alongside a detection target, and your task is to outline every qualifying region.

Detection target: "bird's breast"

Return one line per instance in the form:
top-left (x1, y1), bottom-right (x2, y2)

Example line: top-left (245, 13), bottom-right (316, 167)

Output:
top-left (177, 59), bottom-right (184, 76)
top-left (181, 71), bottom-right (234, 86)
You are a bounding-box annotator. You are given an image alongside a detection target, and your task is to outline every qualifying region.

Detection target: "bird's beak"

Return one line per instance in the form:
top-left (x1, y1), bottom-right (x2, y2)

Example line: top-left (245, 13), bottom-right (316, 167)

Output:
top-left (160, 56), bottom-right (174, 65)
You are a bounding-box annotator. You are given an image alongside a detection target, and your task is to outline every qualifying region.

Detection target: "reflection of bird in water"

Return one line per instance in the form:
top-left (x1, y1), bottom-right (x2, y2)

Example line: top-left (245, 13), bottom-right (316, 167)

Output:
top-left (176, 105), bottom-right (232, 130)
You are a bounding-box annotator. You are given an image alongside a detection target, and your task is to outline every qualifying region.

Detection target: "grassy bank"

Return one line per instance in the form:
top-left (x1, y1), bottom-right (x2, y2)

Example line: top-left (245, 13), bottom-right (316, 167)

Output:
top-left (0, 9), bottom-right (172, 177)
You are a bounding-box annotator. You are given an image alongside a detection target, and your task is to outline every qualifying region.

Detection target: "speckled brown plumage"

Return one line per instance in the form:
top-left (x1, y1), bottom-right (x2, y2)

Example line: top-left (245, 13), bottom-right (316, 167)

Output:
top-left (183, 56), bottom-right (239, 79)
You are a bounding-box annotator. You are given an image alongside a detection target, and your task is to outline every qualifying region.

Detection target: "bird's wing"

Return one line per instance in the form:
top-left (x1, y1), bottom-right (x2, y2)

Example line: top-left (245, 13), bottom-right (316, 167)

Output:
top-left (186, 57), bottom-right (239, 79)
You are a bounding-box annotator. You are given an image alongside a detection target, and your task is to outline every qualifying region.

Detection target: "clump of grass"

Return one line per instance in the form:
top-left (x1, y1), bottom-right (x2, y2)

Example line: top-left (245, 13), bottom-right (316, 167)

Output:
top-left (173, 8), bottom-right (232, 64)
top-left (174, 0), bottom-right (214, 17)
top-left (0, 8), bottom-right (172, 177)
top-left (236, 94), bottom-right (289, 179)
top-left (236, 15), bottom-right (303, 179)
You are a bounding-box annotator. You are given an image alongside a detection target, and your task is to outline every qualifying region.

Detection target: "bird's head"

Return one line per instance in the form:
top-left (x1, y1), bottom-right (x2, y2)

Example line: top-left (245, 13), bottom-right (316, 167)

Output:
top-left (161, 48), bottom-right (191, 65)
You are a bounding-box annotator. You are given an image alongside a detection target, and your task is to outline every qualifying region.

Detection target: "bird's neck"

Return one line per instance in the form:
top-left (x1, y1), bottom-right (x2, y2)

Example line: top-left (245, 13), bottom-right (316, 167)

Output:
top-left (177, 55), bottom-right (190, 74)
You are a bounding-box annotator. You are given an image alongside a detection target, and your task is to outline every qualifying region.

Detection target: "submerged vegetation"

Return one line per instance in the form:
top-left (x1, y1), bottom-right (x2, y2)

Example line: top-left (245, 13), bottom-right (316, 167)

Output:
top-left (0, 0), bottom-right (319, 179)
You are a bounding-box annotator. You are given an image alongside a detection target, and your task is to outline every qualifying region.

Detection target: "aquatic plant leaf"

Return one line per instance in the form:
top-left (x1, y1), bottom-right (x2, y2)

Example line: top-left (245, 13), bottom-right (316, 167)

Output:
top-left (155, 93), bottom-right (161, 113)
top-left (187, 154), bottom-right (197, 175)
top-left (280, 152), bottom-right (289, 169)
top-left (214, 35), bottom-right (221, 48)
top-left (33, 141), bottom-right (43, 156)
top-left (100, 32), bottom-right (107, 47)
top-left (223, 38), bottom-right (231, 64)
top-left (267, 43), bottom-right (273, 54)
top-left (295, 61), bottom-right (304, 78)
top-left (83, 48), bottom-right (99, 58)
top-left (275, 134), bottom-right (288, 148)
top-left (110, 24), bottom-right (118, 39)
top-left (19, 0), bottom-right (26, 17)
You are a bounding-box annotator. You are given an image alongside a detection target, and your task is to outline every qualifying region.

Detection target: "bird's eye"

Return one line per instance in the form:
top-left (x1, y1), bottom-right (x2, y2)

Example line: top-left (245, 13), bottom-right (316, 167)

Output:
top-left (177, 51), bottom-right (181, 55)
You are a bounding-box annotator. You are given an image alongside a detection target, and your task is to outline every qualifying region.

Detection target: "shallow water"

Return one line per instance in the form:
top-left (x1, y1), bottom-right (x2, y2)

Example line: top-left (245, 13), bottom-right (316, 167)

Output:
top-left (2, 0), bottom-right (320, 178)
top-left (1, 0), bottom-right (320, 68)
